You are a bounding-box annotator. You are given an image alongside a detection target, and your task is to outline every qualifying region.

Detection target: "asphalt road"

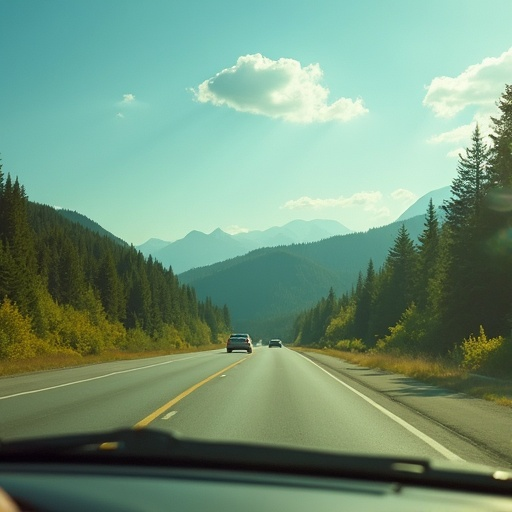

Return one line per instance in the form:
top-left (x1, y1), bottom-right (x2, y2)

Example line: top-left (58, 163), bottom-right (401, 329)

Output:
top-left (0, 346), bottom-right (511, 468)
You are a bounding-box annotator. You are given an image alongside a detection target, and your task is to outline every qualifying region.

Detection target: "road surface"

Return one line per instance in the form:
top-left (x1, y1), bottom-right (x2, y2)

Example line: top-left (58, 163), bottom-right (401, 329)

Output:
top-left (0, 346), bottom-right (510, 468)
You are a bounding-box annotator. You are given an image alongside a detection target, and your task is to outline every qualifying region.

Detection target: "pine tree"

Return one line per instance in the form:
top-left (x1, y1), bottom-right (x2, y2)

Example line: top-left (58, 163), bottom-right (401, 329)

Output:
top-left (488, 84), bottom-right (512, 188)
top-left (441, 125), bottom-right (496, 342)
top-left (369, 225), bottom-right (417, 342)
top-left (0, 173), bottom-right (38, 313)
top-left (353, 259), bottom-right (375, 342)
top-left (443, 124), bottom-right (490, 235)
top-left (416, 199), bottom-right (440, 309)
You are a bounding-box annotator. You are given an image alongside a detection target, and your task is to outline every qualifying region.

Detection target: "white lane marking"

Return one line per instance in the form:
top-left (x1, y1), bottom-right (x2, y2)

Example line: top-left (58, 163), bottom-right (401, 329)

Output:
top-left (162, 411), bottom-right (177, 420)
top-left (297, 353), bottom-right (464, 462)
top-left (0, 353), bottom-right (218, 401)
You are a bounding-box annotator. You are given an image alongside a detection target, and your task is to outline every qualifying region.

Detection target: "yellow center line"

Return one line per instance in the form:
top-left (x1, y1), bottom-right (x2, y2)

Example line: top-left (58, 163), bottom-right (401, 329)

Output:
top-left (134, 356), bottom-right (249, 429)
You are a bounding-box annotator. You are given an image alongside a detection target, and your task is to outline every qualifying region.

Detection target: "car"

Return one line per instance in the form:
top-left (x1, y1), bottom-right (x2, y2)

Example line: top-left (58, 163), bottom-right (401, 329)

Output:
top-left (226, 333), bottom-right (253, 353)
top-left (268, 339), bottom-right (283, 348)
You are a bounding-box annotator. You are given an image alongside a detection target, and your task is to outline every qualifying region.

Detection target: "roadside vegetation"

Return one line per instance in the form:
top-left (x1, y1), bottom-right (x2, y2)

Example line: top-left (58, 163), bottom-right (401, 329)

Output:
top-left (293, 85), bottom-right (512, 402)
top-left (0, 165), bottom-right (231, 368)
top-left (295, 347), bottom-right (512, 407)
top-left (0, 343), bottom-right (225, 378)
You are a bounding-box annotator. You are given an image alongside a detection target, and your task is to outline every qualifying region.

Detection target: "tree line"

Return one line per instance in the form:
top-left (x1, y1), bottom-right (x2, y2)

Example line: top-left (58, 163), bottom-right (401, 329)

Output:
top-left (0, 170), bottom-right (231, 359)
top-left (293, 85), bottom-right (512, 376)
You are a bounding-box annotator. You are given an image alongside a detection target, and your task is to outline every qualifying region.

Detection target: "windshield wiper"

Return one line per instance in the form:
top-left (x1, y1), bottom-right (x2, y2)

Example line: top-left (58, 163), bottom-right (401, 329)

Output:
top-left (1, 428), bottom-right (511, 496)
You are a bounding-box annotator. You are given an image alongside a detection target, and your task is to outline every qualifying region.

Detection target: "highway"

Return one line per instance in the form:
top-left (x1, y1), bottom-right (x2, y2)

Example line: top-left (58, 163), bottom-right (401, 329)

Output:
top-left (1, 346), bottom-right (511, 468)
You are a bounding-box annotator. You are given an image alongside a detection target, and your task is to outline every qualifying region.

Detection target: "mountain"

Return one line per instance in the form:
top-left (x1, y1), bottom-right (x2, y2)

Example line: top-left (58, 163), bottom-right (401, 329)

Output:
top-left (234, 219), bottom-right (352, 247)
top-left (396, 186), bottom-right (451, 222)
top-left (56, 209), bottom-right (128, 246)
top-left (147, 228), bottom-right (250, 273)
top-left (137, 237), bottom-right (173, 256)
top-left (180, 214), bottom-right (427, 340)
top-left (136, 219), bottom-right (351, 273)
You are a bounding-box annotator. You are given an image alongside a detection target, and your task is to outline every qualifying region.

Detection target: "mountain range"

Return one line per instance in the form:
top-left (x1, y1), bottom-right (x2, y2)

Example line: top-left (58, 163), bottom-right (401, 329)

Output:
top-left (136, 219), bottom-right (352, 274)
top-left (59, 186), bottom-right (452, 341)
top-left (177, 186), bottom-right (451, 339)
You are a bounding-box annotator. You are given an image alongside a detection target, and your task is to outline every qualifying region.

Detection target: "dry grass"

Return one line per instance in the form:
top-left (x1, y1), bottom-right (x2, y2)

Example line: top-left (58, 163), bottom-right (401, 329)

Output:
top-left (0, 344), bottom-right (225, 378)
top-left (295, 347), bottom-right (512, 407)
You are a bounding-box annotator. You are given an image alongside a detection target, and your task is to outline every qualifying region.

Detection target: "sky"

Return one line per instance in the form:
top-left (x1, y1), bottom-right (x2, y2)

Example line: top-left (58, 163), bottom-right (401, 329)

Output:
top-left (1, 0), bottom-right (512, 246)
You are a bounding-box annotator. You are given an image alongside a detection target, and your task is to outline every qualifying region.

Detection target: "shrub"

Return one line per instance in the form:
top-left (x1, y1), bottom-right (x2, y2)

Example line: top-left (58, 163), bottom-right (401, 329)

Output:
top-left (334, 339), bottom-right (366, 352)
top-left (376, 304), bottom-right (427, 355)
top-left (118, 327), bottom-right (153, 352)
top-left (0, 297), bottom-right (76, 360)
top-left (461, 326), bottom-right (508, 375)
top-left (153, 324), bottom-right (185, 350)
top-left (0, 298), bottom-right (41, 359)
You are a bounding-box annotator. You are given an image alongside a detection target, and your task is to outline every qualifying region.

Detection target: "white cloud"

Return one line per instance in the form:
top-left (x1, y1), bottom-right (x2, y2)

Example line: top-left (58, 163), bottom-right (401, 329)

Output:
top-left (281, 191), bottom-right (383, 210)
top-left (423, 47), bottom-right (512, 118)
top-left (115, 93), bottom-right (139, 119)
top-left (447, 147), bottom-right (465, 159)
top-left (122, 93), bottom-right (136, 104)
top-left (391, 189), bottom-right (418, 204)
top-left (280, 189), bottom-right (419, 228)
top-left (192, 53), bottom-right (368, 123)
top-left (427, 124), bottom-right (474, 145)
top-left (424, 48), bottom-right (511, 155)
top-left (224, 225), bottom-right (249, 235)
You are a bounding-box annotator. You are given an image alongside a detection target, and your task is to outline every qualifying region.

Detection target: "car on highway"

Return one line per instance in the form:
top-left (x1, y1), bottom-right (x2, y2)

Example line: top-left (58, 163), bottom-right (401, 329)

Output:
top-left (268, 339), bottom-right (283, 348)
top-left (226, 333), bottom-right (253, 353)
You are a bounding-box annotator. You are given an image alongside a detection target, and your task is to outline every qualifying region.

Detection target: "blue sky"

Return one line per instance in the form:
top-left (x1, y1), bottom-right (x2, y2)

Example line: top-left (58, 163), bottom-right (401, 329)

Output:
top-left (1, 1), bottom-right (511, 245)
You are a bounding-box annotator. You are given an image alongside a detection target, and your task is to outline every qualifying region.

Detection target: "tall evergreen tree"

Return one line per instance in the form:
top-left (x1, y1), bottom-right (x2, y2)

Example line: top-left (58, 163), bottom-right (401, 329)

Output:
top-left (0, 173), bottom-right (38, 313)
top-left (443, 124), bottom-right (490, 234)
top-left (369, 225), bottom-right (417, 342)
top-left (416, 199), bottom-right (440, 309)
top-left (488, 84), bottom-right (512, 188)
top-left (441, 125), bottom-right (496, 342)
top-left (353, 259), bottom-right (375, 342)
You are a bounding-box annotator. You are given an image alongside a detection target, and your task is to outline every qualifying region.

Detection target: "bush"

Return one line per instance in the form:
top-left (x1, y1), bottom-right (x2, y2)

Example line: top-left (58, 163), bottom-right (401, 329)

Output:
top-left (376, 304), bottom-right (428, 355)
top-left (461, 326), bottom-right (508, 375)
top-left (118, 327), bottom-right (153, 352)
top-left (334, 339), bottom-right (366, 352)
top-left (0, 297), bottom-right (76, 360)
top-left (153, 324), bottom-right (185, 350)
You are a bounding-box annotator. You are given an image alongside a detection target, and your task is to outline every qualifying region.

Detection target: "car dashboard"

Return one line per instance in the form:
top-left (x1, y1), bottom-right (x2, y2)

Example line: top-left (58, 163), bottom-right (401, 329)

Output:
top-left (0, 429), bottom-right (511, 511)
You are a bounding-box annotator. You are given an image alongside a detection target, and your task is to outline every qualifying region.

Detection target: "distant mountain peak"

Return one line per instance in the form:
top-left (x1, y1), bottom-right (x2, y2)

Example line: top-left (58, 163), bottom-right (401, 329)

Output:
top-left (396, 186), bottom-right (451, 222)
top-left (135, 219), bottom-right (353, 274)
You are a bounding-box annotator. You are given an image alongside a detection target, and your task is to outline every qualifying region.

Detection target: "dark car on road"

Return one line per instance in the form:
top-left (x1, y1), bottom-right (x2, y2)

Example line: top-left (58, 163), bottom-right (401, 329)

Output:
top-left (268, 339), bottom-right (283, 348)
top-left (226, 333), bottom-right (253, 353)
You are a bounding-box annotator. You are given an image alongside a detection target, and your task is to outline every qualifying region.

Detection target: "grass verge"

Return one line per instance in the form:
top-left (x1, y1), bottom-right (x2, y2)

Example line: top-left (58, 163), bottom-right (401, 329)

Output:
top-left (295, 347), bottom-right (512, 407)
top-left (0, 344), bottom-right (225, 378)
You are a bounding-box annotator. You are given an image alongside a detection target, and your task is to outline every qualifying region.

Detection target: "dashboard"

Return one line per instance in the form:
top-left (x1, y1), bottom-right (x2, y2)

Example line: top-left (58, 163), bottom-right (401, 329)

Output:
top-left (1, 462), bottom-right (512, 511)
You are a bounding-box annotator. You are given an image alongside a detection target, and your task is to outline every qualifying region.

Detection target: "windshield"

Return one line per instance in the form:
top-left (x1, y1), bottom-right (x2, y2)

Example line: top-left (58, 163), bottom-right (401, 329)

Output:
top-left (1, 0), bottom-right (512, 472)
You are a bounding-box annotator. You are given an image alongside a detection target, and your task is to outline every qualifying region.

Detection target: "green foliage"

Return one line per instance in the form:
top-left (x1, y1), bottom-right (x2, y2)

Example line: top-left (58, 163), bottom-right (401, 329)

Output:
top-left (295, 85), bottom-right (512, 378)
top-left (153, 324), bottom-right (186, 350)
top-left (461, 326), bottom-right (508, 374)
top-left (324, 301), bottom-right (356, 342)
top-left (118, 327), bottom-right (153, 352)
top-left (334, 338), bottom-right (366, 352)
top-left (293, 287), bottom-right (339, 345)
top-left (0, 166), bottom-right (230, 360)
top-left (0, 298), bottom-right (74, 360)
top-left (376, 304), bottom-right (428, 356)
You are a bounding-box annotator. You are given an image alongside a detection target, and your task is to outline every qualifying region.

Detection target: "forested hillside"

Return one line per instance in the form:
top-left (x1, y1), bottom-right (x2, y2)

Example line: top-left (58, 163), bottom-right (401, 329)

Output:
top-left (180, 214), bottom-right (426, 339)
top-left (0, 172), bottom-right (230, 361)
top-left (294, 85), bottom-right (512, 377)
